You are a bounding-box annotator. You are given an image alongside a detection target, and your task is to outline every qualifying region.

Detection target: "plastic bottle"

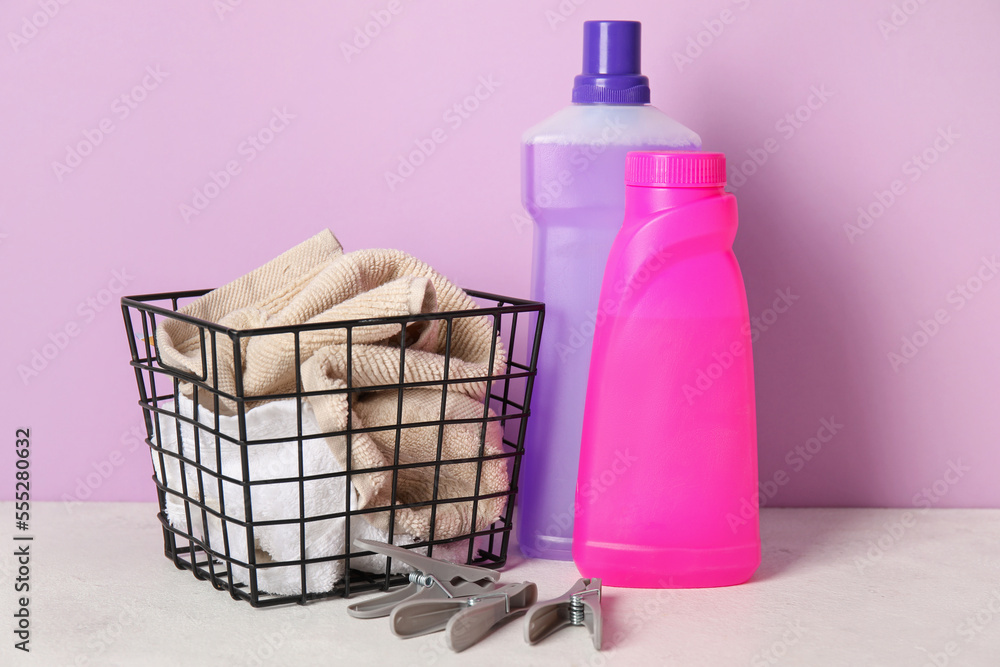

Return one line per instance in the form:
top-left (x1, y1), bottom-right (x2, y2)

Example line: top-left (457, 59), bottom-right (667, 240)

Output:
top-left (518, 21), bottom-right (701, 560)
top-left (573, 151), bottom-right (760, 588)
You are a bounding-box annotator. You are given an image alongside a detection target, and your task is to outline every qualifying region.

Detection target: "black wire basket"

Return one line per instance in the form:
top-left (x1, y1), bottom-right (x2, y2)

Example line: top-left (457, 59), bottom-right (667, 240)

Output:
top-left (121, 288), bottom-right (543, 607)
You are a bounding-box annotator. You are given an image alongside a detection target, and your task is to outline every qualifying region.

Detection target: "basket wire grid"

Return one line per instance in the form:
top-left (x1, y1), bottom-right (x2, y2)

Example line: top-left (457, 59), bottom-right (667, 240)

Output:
top-left (121, 288), bottom-right (543, 607)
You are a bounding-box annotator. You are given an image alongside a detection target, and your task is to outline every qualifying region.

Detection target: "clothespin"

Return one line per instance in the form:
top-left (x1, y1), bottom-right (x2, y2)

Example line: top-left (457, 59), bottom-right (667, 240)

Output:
top-left (346, 538), bottom-right (500, 619)
top-left (391, 581), bottom-right (538, 652)
top-left (524, 578), bottom-right (603, 650)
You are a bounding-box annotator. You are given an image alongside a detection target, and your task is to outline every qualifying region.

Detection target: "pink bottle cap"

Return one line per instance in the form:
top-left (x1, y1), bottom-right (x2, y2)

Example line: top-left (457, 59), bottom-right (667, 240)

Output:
top-left (625, 151), bottom-right (727, 188)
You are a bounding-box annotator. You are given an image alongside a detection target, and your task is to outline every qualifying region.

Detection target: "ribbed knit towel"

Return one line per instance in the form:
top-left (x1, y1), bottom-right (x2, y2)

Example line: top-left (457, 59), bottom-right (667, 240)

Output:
top-left (154, 230), bottom-right (508, 541)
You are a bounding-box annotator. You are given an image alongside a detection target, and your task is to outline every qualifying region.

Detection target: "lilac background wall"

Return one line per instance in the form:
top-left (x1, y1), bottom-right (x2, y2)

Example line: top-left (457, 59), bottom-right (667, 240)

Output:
top-left (1, 0), bottom-right (997, 508)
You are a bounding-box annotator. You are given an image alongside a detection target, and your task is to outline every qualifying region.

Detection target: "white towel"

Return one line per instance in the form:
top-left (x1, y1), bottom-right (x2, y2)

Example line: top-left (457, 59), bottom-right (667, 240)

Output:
top-left (151, 395), bottom-right (469, 596)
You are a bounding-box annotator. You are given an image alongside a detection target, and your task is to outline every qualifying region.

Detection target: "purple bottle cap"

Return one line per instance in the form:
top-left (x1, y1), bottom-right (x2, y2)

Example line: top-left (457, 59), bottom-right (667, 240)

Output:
top-left (572, 20), bottom-right (650, 105)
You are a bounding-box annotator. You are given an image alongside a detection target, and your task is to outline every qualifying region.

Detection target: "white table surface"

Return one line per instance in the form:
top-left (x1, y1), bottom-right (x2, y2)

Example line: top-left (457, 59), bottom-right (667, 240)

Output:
top-left (2, 503), bottom-right (998, 666)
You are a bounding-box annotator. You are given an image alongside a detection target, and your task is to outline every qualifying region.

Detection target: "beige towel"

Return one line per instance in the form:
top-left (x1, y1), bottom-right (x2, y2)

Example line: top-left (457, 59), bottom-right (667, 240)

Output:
top-left (155, 230), bottom-right (508, 540)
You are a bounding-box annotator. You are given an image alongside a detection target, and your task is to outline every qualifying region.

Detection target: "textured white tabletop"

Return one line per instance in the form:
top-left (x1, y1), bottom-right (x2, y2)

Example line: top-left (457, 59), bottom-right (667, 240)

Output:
top-left (2, 503), bottom-right (998, 666)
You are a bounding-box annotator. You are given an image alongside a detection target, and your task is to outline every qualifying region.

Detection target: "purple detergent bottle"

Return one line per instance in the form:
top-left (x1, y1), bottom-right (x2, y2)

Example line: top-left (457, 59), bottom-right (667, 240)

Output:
top-left (519, 20), bottom-right (701, 560)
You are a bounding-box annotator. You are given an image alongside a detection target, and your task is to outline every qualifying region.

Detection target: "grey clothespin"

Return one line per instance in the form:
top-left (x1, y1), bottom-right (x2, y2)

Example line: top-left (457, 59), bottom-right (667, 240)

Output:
top-left (392, 581), bottom-right (538, 652)
top-left (346, 538), bottom-right (501, 619)
top-left (524, 578), bottom-right (603, 650)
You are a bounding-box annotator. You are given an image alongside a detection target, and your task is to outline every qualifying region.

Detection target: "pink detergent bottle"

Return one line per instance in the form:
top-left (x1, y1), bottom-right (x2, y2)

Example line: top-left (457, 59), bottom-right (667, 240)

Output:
top-left (573, 151), bottom-right (760, 588)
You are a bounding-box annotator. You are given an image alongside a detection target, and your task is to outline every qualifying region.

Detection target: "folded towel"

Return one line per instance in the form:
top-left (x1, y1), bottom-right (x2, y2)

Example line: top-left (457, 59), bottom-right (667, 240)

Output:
top-left (153, 394), bottom-right (473, 595)
top-left (153, 230), bottom-right (508, 542)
